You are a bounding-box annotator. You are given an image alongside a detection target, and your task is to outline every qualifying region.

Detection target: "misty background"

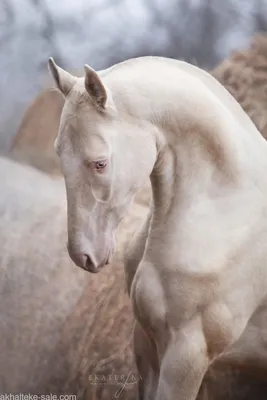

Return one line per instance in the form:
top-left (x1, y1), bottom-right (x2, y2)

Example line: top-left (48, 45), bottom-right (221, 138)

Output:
top-left (1, 0), bottom-right (267, 151)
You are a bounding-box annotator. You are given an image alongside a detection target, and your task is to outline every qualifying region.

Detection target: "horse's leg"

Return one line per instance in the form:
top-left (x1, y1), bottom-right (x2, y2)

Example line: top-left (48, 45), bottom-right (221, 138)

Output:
top-left (154, 298), bottom-right (250, 400)
top-left (155, 316), bottom-right (209, 400)
top-left (124, 205), bottom-right (155, 399)
top-left (133, 321), bottom-right (159, 400)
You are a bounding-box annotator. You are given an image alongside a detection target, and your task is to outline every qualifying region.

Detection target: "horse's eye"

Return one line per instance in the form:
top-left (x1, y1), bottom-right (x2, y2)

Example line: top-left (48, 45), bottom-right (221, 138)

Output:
top-left (94, 161), bottom-right (107, 171)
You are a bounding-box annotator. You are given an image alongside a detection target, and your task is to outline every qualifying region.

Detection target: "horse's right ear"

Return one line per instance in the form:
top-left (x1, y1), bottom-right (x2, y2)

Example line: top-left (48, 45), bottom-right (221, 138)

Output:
top-left (48, 58), bottom-right (77, 97)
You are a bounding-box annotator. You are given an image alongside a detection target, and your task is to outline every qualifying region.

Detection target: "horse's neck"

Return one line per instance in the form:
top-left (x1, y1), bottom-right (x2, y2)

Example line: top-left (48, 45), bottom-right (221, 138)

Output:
top-left (149, 120), bottom-right (236, 225)
top-left (150, 144), bottom-right (176, 221)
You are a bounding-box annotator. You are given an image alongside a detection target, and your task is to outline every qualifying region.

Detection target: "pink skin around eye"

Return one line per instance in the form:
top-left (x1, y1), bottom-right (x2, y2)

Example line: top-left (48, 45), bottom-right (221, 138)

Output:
top-left (94, 160), bottom-right (107, 172)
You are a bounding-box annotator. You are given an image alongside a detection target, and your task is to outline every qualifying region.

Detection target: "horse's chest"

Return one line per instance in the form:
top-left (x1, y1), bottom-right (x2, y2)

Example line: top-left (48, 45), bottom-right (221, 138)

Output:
top-left (149, 199), bottom-right (262, 277)
top-left (130, 259), bottom-right (210, 341)
top-left (130, 261), bottom-right (167, 338)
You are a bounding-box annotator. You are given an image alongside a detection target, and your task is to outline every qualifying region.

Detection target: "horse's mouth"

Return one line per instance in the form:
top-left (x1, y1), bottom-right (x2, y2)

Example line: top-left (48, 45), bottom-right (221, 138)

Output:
top-left (79, 263), bottom-right (99, 274)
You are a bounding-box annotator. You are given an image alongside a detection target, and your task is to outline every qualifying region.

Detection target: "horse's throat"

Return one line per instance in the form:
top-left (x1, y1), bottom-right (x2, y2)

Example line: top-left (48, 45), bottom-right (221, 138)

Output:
top-left (149, 131), bottom-right (242, 228)
top-left (150, 145), bottom-right (176, 221)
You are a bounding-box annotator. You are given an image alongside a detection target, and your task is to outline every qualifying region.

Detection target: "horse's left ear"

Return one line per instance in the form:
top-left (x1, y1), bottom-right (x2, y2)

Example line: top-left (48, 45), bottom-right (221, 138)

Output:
top-left (48, 57), bottom-right (77, 97)
top-left (84, 64), bottom-right (107, 111)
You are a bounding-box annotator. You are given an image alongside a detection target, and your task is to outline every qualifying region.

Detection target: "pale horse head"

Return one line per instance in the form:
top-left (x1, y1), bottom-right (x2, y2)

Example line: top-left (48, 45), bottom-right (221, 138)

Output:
top-left (48, 58), bottom-right (156, 273)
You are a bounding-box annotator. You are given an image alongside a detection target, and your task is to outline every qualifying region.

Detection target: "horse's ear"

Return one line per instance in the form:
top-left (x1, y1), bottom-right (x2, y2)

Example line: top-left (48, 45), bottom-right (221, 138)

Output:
top-left (84, 64), bottom-right (107, 111)
top-left (48, 57), bottom-right (76, 97)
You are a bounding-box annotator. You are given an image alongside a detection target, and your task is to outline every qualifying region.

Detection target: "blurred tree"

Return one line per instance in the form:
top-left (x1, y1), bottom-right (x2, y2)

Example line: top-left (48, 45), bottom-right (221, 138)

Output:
top-left (30, 0), bottom-right (65, 68)
top-left (1, 0), bottom-right (267, 151)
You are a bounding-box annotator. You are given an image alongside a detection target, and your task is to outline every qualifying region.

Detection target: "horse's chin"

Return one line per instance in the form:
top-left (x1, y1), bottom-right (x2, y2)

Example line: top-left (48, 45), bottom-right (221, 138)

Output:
top-left (88, 266), bottom-right (101, 274)
top-left (77, 263), bottom-right (99, 274)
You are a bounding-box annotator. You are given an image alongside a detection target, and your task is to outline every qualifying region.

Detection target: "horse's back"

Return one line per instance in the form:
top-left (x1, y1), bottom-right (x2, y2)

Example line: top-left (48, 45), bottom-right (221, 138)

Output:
top-left (0, 156), bottom-right (88, 393)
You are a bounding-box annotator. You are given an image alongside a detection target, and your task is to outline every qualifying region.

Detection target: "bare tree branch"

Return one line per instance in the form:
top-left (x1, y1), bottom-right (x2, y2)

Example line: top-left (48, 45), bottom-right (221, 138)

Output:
top-left (29, 0), bottom-right (65, 67)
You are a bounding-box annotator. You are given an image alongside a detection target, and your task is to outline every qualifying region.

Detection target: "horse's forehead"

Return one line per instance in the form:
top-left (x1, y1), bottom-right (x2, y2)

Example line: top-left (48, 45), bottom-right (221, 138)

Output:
top-left (58, 99), bottom-right (108, 155)
top-left (64, 90), bottom-right (89, 116)
top-left (61, 94), bottom-right (98, 132)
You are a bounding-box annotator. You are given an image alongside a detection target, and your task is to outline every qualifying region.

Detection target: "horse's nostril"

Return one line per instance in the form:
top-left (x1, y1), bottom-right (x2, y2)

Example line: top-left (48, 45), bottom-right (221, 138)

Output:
top-left (67, 243), bottom-right (97, 273)
top-left (84, 254), bottom-right (97, 273)
top-left (85, 254), bottom-right (92, 267)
